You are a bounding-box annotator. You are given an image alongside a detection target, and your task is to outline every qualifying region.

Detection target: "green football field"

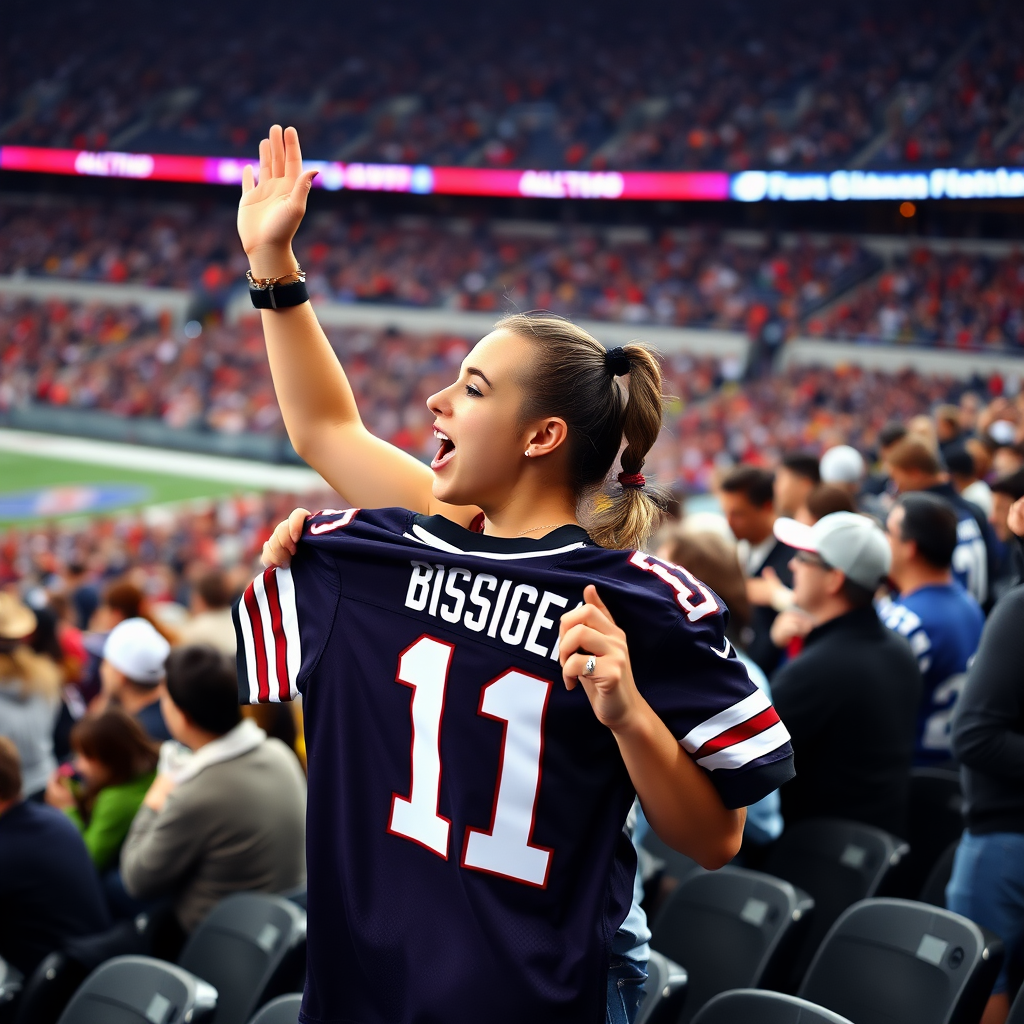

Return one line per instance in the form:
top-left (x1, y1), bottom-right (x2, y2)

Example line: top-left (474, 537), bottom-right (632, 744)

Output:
top-left (0, 450), bottom-right (245, 525)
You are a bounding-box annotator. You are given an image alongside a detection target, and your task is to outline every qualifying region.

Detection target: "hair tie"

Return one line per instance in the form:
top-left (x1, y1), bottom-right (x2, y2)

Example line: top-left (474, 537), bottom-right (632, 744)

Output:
top-left (605, 347), bottom-right (630, 377)
top-left (618, 471), bottom-right (646, 489)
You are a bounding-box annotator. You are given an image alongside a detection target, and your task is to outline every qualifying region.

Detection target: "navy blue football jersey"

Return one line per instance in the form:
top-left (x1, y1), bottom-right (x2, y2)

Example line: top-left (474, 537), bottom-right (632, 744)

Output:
top-left (234, 509), bottom-right (794, 1024)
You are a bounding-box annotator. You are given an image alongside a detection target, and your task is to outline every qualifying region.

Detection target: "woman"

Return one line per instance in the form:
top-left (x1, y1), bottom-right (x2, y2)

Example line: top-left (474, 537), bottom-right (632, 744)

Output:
top-left (44, 709), bottom-right (158, 872)
top-left (237, 125), bottom-right (793, 1024)
top-left (0, 592), bottom-right (63, 801)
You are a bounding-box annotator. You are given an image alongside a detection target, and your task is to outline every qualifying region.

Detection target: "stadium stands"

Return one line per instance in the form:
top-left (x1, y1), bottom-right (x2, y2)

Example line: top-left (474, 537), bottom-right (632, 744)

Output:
top-left (4, 1), bottom-right (1017, 171)
top-left (690, 990), bottom-right (853, 1024)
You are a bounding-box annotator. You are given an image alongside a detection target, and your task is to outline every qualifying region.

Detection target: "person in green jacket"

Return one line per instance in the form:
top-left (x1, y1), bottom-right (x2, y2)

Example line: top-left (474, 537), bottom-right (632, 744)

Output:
top-left (45, 708), bottom-right (159, 872)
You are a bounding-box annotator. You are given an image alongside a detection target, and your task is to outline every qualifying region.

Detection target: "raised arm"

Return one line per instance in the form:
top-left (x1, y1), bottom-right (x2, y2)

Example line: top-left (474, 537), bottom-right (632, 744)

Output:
top-left (237, 124), bottom-right (477, 523)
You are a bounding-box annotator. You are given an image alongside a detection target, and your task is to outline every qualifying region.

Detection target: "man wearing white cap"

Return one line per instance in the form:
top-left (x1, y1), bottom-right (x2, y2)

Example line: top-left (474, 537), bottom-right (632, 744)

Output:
top-left (99, 618), bottom-right (172, 742)
top-left (769, 512), bottom-right (922, 838)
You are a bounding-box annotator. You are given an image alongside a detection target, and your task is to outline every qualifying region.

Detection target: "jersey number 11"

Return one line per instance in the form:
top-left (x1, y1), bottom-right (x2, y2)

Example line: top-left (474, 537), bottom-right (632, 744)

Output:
top-left (387, 635), bottom-right (554, 888)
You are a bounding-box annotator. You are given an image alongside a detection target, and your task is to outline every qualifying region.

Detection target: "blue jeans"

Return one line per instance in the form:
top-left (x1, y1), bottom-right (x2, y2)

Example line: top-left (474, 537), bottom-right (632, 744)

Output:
top-left (946, 830), bottom-right (1024, 995)
top-left (607, 959), bottom-right (648, 1024)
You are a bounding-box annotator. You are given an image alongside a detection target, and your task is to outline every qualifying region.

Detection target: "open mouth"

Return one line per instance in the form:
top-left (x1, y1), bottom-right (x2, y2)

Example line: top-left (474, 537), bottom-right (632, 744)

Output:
top-left (431, 427), bottom-right (456, 471)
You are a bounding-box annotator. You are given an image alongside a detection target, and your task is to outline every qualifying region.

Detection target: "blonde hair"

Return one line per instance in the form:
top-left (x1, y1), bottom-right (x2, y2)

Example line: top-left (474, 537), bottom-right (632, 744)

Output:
top-left (0, 647), bottom-right (62, 701)
top-left (497, 312), bottom-right (664, 551)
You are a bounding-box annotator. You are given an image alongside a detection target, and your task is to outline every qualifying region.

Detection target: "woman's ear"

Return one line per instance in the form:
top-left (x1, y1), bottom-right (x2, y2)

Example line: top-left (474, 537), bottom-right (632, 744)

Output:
top-left (524, 417), bottom-right (569, 459)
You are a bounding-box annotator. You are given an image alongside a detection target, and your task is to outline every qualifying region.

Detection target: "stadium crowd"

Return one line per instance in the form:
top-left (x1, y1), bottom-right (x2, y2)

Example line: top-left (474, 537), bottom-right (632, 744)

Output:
top-left (2, 1), bottom-right (1020, 171)
top-left (2, 391), bottom-right (1024, 1015)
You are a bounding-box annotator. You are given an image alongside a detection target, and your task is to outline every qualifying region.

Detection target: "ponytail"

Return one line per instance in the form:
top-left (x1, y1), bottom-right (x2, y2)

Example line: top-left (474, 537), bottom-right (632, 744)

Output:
top-left (588, 344), bottom-right (665, 551)
top-left (497, 313), bottom-right (665, 551)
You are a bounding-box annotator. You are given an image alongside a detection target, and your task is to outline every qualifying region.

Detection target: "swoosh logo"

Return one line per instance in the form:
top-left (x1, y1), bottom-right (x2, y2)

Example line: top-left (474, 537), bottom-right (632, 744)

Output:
top-left (709, 638), bottom-right (733, 659)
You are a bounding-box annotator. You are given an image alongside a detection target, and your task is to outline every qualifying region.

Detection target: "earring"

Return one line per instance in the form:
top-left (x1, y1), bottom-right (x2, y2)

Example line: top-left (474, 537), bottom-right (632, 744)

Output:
top-left (524, 450), bottom-right (531, 457)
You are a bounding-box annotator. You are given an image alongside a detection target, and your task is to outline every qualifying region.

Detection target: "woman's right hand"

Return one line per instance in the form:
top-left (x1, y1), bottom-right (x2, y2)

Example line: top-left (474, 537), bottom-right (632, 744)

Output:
top-left (238, 125), bottom-right (319, 279)
top-left (262, 507), bottom-right (311, 568)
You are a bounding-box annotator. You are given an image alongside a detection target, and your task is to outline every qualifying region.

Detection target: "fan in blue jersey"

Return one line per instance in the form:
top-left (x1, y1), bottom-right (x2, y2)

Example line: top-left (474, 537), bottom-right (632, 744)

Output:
top-left (880, 493), bottom-right (984, 765)
top-left (235, 125), bottom-right (794, 1024)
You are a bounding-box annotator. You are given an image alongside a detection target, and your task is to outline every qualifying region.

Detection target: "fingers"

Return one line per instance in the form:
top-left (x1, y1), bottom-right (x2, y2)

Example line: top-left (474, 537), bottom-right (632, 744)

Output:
top-left (583, 584), bottom-right (614, 620)
top-left (242, 163), bottom-right (255, 195)
top-left (284, 125), bottom-right (303, 179)
top-left (269, 124), bottom-right (286, 178)
top-left (288, 507), bottom-right (311, 544)
top-left (259, 138), bottom-right (271, 183)
top-left (559, 596), bottom-right (620, 642)
top-left (558, 622), bottom-right (617, 664)
top-left (562, 652), bottom-right (605, 684)
top-left (289, 169), bottom-right (319, 207)
top-left (761, 566), bottom-right (779, 583)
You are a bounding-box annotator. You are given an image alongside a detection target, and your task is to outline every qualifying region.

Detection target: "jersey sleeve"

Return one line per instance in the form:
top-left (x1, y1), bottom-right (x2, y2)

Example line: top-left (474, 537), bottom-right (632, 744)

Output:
top-left (233, 541), bottom-right (341, 705)
top-left (625, 555), bottom-right (795, 809)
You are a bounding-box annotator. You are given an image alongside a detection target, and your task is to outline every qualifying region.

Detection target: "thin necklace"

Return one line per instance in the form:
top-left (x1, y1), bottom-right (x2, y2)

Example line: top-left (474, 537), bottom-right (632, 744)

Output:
top-left (514, 523), bottom-right (576, 537)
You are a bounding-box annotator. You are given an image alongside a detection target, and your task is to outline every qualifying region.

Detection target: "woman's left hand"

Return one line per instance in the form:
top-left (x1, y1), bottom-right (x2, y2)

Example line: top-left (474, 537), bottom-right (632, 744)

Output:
top-left (559, 585), bottom-right (641, 732)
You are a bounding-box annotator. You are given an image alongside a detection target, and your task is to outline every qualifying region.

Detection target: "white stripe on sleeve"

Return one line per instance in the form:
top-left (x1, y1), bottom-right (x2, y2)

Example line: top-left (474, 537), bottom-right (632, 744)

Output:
top-left (252, 571), bottom-right (283, 703)
top-left (696, 721), bottom-right (792, 771)
top-left (277, 566), bottom-right (301, 700)
top-left (238, 583), bottom-right (261, 705)
top-left (680, 688), bottom-right (772, 754)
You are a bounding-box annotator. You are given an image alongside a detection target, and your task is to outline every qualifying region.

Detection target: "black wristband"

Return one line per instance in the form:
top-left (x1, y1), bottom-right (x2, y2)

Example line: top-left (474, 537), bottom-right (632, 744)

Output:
top-left (249, 279), bottom-right (309, 309)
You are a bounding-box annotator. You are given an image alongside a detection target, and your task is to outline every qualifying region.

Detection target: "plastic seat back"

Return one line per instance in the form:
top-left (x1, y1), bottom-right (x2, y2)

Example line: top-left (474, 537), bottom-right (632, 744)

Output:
top-left (178, 894), bottom-right (306, 1024)
top-left (247, 993), bottom-right (303, 1024)
top-left (798, 898), bottom-right (1003, 1024)
top-left (178, 888), bottom-right (305, 1024)
top-left (1007, 983), bottom-right (1024, 1024)
top-left (903, 768), bottom-right (963, 897)
top-left (56, 956), bottom-right (217, 1024)
top-left (635, 950), bottom-right (687, 1024)
top-left (0, 955), bottom-right (23, 1017)
top-left (650, 867), bottom-right (814, 1022)
top-left (691, 989), bottom-right (854, 1024)
top-left (762, 818), bottom-right (908, 987)
top-left (11, 953), bottom-right (88, 1024)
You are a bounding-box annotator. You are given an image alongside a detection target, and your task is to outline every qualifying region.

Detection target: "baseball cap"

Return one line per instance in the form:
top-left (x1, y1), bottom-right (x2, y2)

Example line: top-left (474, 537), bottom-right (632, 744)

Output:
top-left (819, 445), bottom-right (865, 485)
top-left (774, 511), bottom-right (891, 590)
top-left (103, 618), bottom-right (171, 685)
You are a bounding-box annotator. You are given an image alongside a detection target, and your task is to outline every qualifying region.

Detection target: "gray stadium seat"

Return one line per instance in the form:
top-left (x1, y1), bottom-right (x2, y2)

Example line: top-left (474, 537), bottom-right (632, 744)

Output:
top-left (247, 994), bottom-right (303, 1024)
top-left (635, 950), bottom-right (688, 1024)
top-left (798, 898), bottom-right (1004, 1024)
top-left (177, 893), bottom-right (306, 1024)
top-left (901, 768), bottom-right (963, 898)
top-left (691, 989), bottom-right (854, 1024)
top-left (11, 953), bottom-right (88, 1024)
top-left (649, 866), bottom-right (813, 1022)
top-left (56, 955), bottom-right (217, 1024)
top-left (761, 818), bottom-right (909, 988)
top-left (1007, 982), bottom-right (1024, 1024)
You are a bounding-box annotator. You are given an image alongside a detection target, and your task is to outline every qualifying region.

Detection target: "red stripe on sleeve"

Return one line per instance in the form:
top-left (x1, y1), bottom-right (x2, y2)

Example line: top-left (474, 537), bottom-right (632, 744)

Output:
top-left (263, 567), bottom-right (291, 702)
top-left (243, 582), bottom-right (270, 703)
top-left (694, 705), bottom-right (781, 759)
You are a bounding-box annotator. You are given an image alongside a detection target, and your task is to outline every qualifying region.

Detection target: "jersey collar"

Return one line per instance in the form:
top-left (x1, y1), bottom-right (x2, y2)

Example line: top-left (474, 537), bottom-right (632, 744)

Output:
top-left (410, 514), bottom-right (592, 560)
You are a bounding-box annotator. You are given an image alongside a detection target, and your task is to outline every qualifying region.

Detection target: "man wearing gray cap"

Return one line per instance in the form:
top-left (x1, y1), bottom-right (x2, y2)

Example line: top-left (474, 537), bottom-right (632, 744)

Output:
top-left (769, 512), bottom-right (922, 838)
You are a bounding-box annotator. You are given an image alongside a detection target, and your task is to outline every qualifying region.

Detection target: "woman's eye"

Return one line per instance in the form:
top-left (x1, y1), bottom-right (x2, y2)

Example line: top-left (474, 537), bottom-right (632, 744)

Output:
top-left (465, 384), bottom-right (483, 397)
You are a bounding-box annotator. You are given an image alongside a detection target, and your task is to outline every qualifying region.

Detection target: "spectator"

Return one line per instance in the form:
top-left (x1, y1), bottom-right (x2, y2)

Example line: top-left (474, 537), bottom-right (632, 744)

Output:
top-left (885, 437), bottom-right (997, 608)
top-left (946, 443), bottom-right (993, 518)
top-left (990, 469), bottom-right (1024, 598)
top-left (718, 466), bottom-right (797, 675)
top-left (947, 495), bottom-right (1024, 1024)
top-left (0, 736), bottom-right (111, 975)
top-left (178, 569), bottom-right (237, 656)
top-left (879, 493), bottom-right (984, 766)
top-left (44, 709), bottom-right (158, 871)
top-left (662, 529), bottom-right (784, 851)
top-left (0, 592), bottom-right (62, 799)
top-left (769, 512), bottom-right (921, 837)
top-left (120, 645), bottom-right (306, 942)
top-left (802, 483), bottom-right (857, 524)
top-left (774, 452), bottom-right (820, 519)
top-left (97, 618), bottom-right (172, 742)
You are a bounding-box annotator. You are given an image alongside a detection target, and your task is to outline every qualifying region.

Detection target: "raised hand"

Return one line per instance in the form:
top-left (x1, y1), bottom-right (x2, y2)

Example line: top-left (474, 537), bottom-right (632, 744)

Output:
top-left (558, 585), bottom-right (641, 731)
top-left (238, 125), bottom-right (319, 280)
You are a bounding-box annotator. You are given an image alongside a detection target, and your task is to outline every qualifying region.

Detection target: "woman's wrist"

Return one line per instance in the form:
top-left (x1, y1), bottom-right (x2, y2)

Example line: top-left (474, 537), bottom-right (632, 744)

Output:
top-left (247, 245), bottom-right (299, 281)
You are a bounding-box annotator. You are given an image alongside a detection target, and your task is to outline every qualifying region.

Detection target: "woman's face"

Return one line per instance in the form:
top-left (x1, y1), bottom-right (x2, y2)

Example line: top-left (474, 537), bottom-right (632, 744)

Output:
top-left (73, 752), bottom-right (110, 788)
top-left (426, 330), bottom-right (541, 509)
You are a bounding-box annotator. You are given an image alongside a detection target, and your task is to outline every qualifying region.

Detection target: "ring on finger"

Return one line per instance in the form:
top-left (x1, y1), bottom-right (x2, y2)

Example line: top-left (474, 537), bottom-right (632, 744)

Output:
top-left (584, 655), bottom-right (597, 676)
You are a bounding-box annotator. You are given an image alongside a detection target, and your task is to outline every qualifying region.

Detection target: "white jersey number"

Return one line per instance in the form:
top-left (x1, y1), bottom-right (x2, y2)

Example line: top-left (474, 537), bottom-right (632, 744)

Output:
top-left (387, 635), bottom-right (553, 887)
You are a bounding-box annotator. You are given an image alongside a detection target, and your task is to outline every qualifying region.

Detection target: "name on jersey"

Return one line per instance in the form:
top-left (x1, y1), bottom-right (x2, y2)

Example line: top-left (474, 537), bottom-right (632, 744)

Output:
top-left (404, 561), bottom-right (573, 660)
